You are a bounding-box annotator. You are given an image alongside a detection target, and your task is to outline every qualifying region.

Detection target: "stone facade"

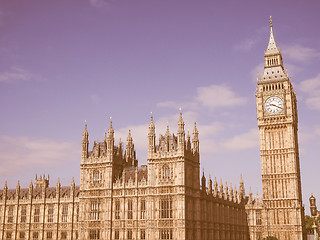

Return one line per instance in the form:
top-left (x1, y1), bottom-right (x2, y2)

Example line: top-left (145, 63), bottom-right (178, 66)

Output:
top-left (246, 17), bottom-right (306, 240)
top-left (0, 114), bottom-right (249, 240)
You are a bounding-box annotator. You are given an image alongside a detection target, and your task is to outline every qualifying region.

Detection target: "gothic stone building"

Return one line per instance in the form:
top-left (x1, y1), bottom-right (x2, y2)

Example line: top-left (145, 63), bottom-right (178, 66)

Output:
top-left (0, 18), bottom-right (306, 240)
top-left (0, 114), bottom-right (249, 240)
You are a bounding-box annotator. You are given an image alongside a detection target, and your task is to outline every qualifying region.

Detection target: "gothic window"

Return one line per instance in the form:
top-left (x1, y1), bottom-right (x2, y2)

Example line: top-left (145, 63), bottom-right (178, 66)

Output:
top-left (93, 170), bottom-right (100, 184)
top-left (160, 198), bottom-right (173, 219)
top-left (89, 230), bottom-right (100, 239)
top-left (128, 199), bottom-right (133, 219)
top-left (34, 206), bottom-right (40, 223)
top-left (6, 231), bottom-right (12, 239)
top-left (128, 230), bottom-right (132, 240)
top-left (61, 231), bottom-right (67, 239)
top-left (7, 206), bottom-right (14, 223)
top-left (115, 199), bottom-right (120, 219)
top-left (20, 206), bottom-right (27, 223)
top-left (141, 199), bottom-right (146, 219)
top-left (47, 231), bottom-right (53, 239)
top-left (256, 210), bottom-right (261, 225)
top-left (160, 229), bottom-right (173, 239)
top-left (19, 231), bottom-right (25, 240)
top-left (33, 232), bottom-right (39, 239)
top-left (47, 205), bottom-right (54, 223)
top-left (115, 230), bottom-right (119, 239)
top-left (162, 165), bottom-right (171, 180)
top-left (62, 204), bottom-right (68, 222)
top-left (141, 230), bottom-right (146, 239)
top-left (90, 201), bottom-right (100, 220)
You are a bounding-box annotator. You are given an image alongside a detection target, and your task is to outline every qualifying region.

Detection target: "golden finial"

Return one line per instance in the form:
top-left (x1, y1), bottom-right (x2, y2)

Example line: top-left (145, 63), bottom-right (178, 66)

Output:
top-left (269, 16), bottom-right (273, 27)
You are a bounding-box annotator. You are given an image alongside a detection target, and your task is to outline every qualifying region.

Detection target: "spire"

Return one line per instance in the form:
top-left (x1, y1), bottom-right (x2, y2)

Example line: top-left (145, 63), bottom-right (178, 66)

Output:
top-left (249, 187), bottom-right (253, 204)
top-left (261, 16), bottom-right (287, 81)
top-left (265, 16), bottom-right (280, 55)
top-left (165, 122), bottom-right (170, 137)
top-left (148, 112), bottom-right (156, 157)
top-left (201, 171), bottom-right (206, 193)
top-left (219, 179), bottom-right (224, 198)
top-left (192, 122), bottom-right (199, 153)
top-left (214, 177), bottom-right (218, 197)
top-left (177, 109), bottom-right (185, 152)
top-left (108, 116), bottom-right (114, 137)
top-left (239, 174), bottom-right (245, 200)
top-left (82, 120), bottom-right (89, 158)
top-left (208, 175), bottom-right (212, 194)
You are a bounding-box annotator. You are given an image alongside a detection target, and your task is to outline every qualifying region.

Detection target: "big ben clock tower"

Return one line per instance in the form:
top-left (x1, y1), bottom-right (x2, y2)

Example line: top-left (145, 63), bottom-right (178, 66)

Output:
top-left (256, 17), bottom-right (306, 240)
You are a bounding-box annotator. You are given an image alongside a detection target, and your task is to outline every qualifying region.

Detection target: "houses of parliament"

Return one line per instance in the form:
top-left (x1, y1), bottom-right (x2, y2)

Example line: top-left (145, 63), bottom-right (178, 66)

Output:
top-left (0, 18), bottom-right (306, 240)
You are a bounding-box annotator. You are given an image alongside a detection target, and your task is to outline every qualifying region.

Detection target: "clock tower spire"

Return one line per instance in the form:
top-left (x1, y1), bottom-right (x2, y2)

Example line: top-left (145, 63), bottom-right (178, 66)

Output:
top-left (255, 17), bottom-right (306, 240)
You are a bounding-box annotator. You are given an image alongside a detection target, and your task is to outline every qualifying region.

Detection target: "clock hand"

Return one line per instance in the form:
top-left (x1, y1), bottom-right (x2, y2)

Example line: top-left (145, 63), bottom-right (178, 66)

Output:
top-left (270, 104), bottom-right (283, 109)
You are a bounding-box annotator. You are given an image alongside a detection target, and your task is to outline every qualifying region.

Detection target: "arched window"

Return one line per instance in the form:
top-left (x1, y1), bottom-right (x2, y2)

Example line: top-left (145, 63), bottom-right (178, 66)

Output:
top-left (93, 170), bottom-right (100, 184)
top-left (162, 165), bottom-right (171, 180)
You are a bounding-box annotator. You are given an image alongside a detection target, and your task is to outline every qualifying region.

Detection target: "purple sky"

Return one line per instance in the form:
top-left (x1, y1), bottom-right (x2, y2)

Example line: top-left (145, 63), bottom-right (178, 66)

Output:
top-left (1, 0), bottom-right (320, 213)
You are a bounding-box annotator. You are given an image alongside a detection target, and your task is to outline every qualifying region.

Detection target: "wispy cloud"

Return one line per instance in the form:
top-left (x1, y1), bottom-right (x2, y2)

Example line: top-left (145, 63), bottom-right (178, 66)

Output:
top-left (282, 44), bottom-right (320, 63)
top-left (299, 73), bottom-right (320, 110)
top-left (0, 136), bottom-right (78, 176)
top-left (158, 84), bottom-right (247, 111)
top-left (221, 128), bottom-right (259, 151)
top-left (0, 67), bottom-right (40, 84)
top-left (196, 85), bottom-right (247, 110)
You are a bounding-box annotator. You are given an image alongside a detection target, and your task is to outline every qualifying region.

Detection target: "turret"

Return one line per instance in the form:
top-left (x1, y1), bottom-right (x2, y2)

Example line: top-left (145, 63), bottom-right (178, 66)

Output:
top-left (16, 181), bottom-right (20, 199)
top-left (177, 110), bottom-right (185, 152)
top-left (239, 175), bottom-right (245, 201)
top-left (125, 130), bottom-right (137, 167)
top-left (224, 181), bottom-right (229, 200)
top-left (165, 124), bottom-right (170, 152)
top-left (201, 171), bottom-right (206, 194)
top-left (229, 184), bottom-right (233, 201)
top-left (213, 177), bottom-right (218, 197)
top-left (192, 122), bottom-right (199, 154)
top-left (148, 113), bottom-right (156, 158)
top-left (208, 175), bottom-right (212, 195)
top-left (219, 179), bottom-right (224, 198)
top-left (82, 120), bottom-right (89, 158)
top-left (248, 188), bottom-right (253, 204)
top-left (107, 117), bottom-right (114, 161)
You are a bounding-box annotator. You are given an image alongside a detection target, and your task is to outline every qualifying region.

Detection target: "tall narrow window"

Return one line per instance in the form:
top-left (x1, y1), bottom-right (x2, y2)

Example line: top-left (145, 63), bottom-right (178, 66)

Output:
top-left (19, 232), bottom-right (25, 240)
top-left (256, 210), bottom-right (261, 225)
top-left (160, 229), bottom-right (173, 239)
top-left (93, 170), bottom-right (100, 184)
top-left (128, 199), bottom-right (133, 219)
top-left (141, 230), bottom-right (146, 239)
top-left (7, 206), bottom-right (14, 223)
top-left (115, 230), bottom-right (119, 240)
top-left (48, 205), bottom-right (54, 223)
top-left (141, 199), bottom-right (146, 219)
top-left (62, 204), bottom-right (68, 222)
top-left (34, 206), bottom-right (40, 223)
top-left (160, 198), bottom-right (172, 219)
top-left (89, 230), bottom-right (100, 239)
top-left (33, 232), bottom-right (39, 239)
top-left (76, 206), bottom-right (79, 222)
top-left (115, 200), bottom-right (120, 219)
top-left (90, 201), bottom-right (100, 220)
top-left (47, 231), bottom-right (53, 239)
top-left (128, 230), bottom-right (132, 240)
top-left (20, 206), bottom-right (27, 223)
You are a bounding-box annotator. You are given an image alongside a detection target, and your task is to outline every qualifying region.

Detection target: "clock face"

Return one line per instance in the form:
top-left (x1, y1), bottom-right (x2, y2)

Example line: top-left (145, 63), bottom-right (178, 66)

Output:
top-left (265, 96), bottom-right (284, 114)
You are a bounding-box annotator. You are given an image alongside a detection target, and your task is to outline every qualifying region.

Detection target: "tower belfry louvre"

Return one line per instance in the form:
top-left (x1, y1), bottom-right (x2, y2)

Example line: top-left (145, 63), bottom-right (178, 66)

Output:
top-left (252, 16), bottom-right (306, 240)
